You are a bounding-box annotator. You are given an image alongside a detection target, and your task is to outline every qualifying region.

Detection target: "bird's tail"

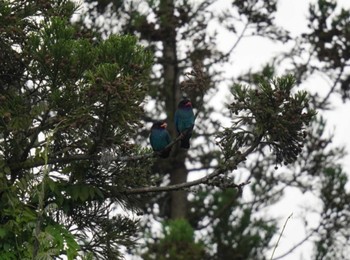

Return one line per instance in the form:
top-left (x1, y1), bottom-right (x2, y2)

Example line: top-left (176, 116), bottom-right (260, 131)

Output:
top-left (159, 148), bottom-right (171, 158)
top-left (180, 136), bottom-right (190, 149)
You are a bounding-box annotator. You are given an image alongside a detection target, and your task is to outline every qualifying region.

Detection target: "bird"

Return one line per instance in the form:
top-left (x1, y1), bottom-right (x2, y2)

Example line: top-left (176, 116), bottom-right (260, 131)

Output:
top-left (150, 120), bottom-right (172, 158)
top-left (175, 98), bottom-right (195, 149)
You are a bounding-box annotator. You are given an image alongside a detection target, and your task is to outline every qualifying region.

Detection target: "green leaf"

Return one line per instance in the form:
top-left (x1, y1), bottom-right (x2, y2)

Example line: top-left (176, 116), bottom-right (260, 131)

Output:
top-left (46, 178), bottom-right (57, 192)
top-left (0, 227), bottom-right (7, 238)
top-left (94, 187), bottom-right (104, 199)
top-left (78, 186), bottom-right (90, 201)
top-left (4, 167), bottom-right (11, 175)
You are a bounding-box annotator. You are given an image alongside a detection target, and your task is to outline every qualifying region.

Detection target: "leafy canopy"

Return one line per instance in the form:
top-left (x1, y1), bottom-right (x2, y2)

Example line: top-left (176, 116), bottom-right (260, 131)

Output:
top-left (0, 0), bottom-right (153, 259)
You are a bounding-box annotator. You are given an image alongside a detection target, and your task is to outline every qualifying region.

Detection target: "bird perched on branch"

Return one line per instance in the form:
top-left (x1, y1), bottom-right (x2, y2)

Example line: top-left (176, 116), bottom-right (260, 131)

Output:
top-left (175, 98), bottom-right (195, 149)
top-left (150, 121), bottom-right (172, 158)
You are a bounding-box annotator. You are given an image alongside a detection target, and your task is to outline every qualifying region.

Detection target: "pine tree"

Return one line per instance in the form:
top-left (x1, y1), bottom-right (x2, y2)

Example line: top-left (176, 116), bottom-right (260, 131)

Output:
top-left (0, 1), bottom-right (154, 259)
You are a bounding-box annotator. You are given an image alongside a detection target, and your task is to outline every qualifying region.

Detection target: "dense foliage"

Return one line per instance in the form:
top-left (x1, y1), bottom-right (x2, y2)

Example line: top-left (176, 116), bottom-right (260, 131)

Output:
top-left (0, 1), bottom-right (153, 259)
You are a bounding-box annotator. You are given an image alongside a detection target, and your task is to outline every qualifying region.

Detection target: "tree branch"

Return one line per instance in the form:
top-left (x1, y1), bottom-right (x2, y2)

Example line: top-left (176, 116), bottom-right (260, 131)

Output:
top-left (272, 228), bottom-right (318, 260)
top-left (122, 134), bottom-right (262, 194)
top-left (8, 126), bottom-right (192, 171)
top-left (318, 66), bottom-right (344, 109)
top-left (9, 154), bottom-right (97, 171)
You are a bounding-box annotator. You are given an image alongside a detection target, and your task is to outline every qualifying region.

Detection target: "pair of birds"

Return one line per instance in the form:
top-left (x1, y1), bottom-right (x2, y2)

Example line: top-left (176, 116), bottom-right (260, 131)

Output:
top-left (150, 99), bottom-right (195, 158)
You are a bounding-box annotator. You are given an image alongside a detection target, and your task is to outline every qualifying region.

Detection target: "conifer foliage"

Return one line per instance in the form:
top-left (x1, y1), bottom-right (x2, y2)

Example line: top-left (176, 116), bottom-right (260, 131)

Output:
top-left (0, 1), bottom-right (153, 259)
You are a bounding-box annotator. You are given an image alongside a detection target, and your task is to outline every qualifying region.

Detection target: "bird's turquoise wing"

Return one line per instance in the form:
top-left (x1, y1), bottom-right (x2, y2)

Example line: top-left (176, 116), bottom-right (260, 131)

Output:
top-left (150, 129), bottom-right (171, 151)
top-left (176, 109), bottom-right (195, 133)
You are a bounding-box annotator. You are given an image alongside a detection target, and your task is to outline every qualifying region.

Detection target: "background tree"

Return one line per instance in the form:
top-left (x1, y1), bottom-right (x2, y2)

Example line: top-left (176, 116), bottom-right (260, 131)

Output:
top-left (80, 0), bottom-right (350, 259)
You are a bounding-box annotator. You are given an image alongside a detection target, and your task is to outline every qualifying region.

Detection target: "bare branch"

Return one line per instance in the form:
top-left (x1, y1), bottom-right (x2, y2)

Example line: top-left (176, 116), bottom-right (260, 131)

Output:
top-left (272, 228), bottom-right (318, 260)
top-left (9, 154), bottom-right (96, 171)
top-left (8, 126), bottom-right (191, 171)
top-left (122, 134), bottom-right (262, 194)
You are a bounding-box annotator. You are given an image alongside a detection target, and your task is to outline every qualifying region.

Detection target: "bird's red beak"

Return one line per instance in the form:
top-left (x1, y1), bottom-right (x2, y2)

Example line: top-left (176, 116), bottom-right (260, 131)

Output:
top-left (161, 122), bottom-right (168, 128)
top-left (185, 101), bottom-right (192, 107)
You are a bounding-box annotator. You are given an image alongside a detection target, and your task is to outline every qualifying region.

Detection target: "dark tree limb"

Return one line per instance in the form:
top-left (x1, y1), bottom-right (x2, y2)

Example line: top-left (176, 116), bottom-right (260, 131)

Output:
top-left (122, 134), bottom-right (262, 195)
top-left (9, 117), bottom-right (197, 171)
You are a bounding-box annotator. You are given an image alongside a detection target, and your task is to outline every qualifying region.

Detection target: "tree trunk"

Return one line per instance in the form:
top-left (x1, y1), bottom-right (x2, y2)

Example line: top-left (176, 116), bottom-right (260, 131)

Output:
top-left (160, 0), bottom-right (188, 219)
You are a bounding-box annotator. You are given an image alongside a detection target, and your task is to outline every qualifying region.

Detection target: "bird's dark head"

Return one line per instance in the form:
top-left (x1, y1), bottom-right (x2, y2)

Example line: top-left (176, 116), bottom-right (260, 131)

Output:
top-left (152, 120), bottom-right (168, 129)
top-left (178, 98), bottom-right (192, 108)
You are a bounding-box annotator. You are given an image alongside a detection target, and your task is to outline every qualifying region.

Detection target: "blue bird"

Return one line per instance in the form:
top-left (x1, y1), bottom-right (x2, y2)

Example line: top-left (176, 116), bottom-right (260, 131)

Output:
top-left (150, 121), bottom-right (172, 158)
top-left (175, 98), bottom-right (195, 149)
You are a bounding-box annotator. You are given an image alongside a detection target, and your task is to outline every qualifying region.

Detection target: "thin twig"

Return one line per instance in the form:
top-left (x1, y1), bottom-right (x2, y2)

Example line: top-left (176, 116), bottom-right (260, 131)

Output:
top-left (272, 228), bottom-right (317, 260)
top-left (270, 213), bottom-right (293, 260)
top-left (318, 67), bottom-right (344, 109)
